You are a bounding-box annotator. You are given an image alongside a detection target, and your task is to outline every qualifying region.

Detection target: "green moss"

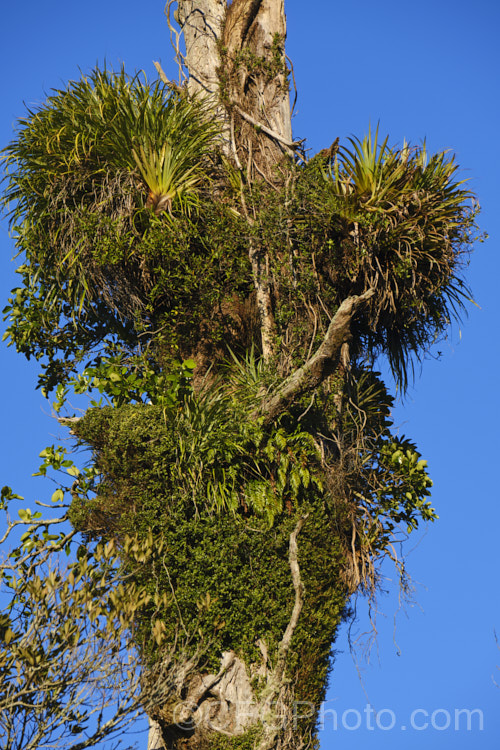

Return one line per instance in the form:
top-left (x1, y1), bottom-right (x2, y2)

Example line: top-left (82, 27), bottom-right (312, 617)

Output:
top-left (70, 399), bottom-right (348, 711)
top-left (209, 727), bottom-right (262, 750)
top-left (69, 361), bottom-right (433, 725)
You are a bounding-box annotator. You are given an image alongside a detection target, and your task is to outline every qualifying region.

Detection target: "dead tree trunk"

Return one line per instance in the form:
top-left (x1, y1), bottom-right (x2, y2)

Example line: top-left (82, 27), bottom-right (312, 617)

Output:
top-left (220, 0), bottom-right (294, 180)
top-left (173, 0), bottom-right (226, 97)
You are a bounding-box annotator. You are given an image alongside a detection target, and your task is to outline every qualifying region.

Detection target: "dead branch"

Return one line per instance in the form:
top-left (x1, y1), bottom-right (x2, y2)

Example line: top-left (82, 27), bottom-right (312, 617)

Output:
top-left (256, 513), bottom-right (308, 750)
top-left (277, 513), bottom-right (308, 669)
top-left (231, 102), bottom-right (301, 152)
top-left (248, 241), bottom-right (277, 362)
top-left (258, 289), bottom-right (375, 423)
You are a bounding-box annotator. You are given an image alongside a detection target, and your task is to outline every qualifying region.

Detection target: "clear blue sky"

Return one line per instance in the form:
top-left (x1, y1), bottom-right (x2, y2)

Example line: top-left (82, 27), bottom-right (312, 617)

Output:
top-left (0, 1), bottom-right (498, 748)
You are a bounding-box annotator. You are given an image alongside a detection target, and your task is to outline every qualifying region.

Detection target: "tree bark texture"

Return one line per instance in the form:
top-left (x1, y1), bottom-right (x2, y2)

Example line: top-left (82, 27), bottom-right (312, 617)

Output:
top-left (148, 716), bottom-right (166, 750)
top-left (145, 519), bottom-right (321, 750)
top-left (175, 0), bottom-right (295, 366)
top-left (176, 0), bottom-right (226, 97)
top-left (177, 0), bottom-right (293, 180)
top-left (222, 0), bottom-right (294, 179)
top-left (146, 4), bottom-right (348, 749)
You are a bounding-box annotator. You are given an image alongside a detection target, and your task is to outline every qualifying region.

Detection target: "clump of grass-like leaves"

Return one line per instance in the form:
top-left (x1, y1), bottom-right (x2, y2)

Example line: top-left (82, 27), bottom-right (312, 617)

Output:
top-left (1, 66), bottom-right (221, 328)
top-left (313, 127), bottom-right (479, 390)
top-left (3, 66), bottom-right (220, 219)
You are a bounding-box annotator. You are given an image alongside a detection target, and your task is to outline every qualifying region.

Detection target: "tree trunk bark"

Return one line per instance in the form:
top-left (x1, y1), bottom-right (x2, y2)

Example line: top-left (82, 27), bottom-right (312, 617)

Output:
top-left (177, 0), bottom-right (293, 174)
top-left (147, 716), bottom-right (166, 750)
top-left (176, 0), bottom-right (226, 97)
top-left (145, 517), bottom-right (325, 750)
top-left (175, 0), bottom-right (295, 364)
top-left (221, 0), bottom-right (294, 180)
top-left (146, 5), bottom-right (338, 749)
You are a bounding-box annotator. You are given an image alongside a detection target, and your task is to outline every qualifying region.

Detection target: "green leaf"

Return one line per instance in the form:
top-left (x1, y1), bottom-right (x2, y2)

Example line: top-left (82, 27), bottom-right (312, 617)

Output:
top-left (51, 489), bottom-right (64, 503)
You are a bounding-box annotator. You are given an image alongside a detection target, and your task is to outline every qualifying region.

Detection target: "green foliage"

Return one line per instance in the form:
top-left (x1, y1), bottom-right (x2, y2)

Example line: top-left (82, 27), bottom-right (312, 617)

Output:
top-left (69, 387), bottom-right (323, 530)
top-left (252, 138), bottom-right (478, 391)
top-left (63, 355), bottom-right (435, 714)
top-left (68, 354), bottom-right (196, 408)
top-left (1, 67), bottom-right (228, 392)
top-left (68, 392), bottom-right (347, 706)
top-left (2, 68), bottom-right (478, 397)
top-left (0, 486), bottom-right (23, 509)
top-left (337, 369), bottom-right (436, 542)
top-left (0, 61), bottom-right (478, 750)
top-left (2, 66), bottom-right (219, 219)
top-left (209, 727), bottom-right (263, 750)
top-left (329, 129), bottom-right (477, 388)
top-left (331, 124), bottom-right (408, 205)
top-left (0, 486), bottom-right (154, 750)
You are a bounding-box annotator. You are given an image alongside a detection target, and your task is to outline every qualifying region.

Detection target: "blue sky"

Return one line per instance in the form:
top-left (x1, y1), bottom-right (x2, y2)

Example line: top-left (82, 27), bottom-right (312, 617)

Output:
top-left (0, 1), bottom-right (498, 748)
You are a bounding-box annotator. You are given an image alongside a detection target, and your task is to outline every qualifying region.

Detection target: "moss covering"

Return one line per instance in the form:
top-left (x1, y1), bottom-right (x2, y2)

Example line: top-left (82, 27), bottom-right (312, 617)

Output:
top-left (70, 400), bottom-right (348, 710)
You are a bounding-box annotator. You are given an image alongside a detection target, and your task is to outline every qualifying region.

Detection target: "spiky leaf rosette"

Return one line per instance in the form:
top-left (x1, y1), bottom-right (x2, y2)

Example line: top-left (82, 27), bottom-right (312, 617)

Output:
top-left (3, 67), bottom-right (220, 221)
top-left (261, 129), bottom-right (479, 391)
top-left (1, 67), bottom-right (222, 390)
top-left (330, 128), bottom-right (478, 388)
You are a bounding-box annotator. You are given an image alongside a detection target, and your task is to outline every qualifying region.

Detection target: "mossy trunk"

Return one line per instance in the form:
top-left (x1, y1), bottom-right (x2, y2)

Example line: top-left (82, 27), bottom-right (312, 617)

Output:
top-left (143, 3), bottom-right (348, 748)
top-left (141, 505), bottom-right (349, 750)
top-left (70, 396), bottom-right (351, 750)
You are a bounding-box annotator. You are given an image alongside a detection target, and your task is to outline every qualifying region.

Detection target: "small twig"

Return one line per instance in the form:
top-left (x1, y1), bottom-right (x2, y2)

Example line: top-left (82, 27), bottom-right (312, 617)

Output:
top-left (153, 61), bottom-right (182, 93)
top-left (297, 394), bottom-right (315, 422)
top-left (286, 55), bottom-right (298, 117)
top-left (161, 558), bottom-right (189, 638)
top-left (165, 0), bottom-right (187, 85)
top-left (246, 137), bottom-right (253, 184)
top-left (304, 302), bottom-right (318, 363)
top-left (252, 157), bottom-right (276, 187)
top-left (230, 114), bottom-right (243, 172)
top-left (256, 515), bottom-right (309, 750)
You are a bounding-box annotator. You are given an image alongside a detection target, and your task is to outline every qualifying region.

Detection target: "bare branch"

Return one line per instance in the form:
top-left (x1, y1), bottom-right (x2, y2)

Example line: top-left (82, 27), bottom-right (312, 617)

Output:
top-left (248, 241), bottom-right (277, 362)
top-left (277, 513), bottom-right (308, 668)
top-left (258, 289), bottom-right (375, 422)
top-left (231, 102), bottom-right (301, 153)
top-left (0, 515), bottom-right (68, 546)
top-left (255, 514), bottom-right (309, 750)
